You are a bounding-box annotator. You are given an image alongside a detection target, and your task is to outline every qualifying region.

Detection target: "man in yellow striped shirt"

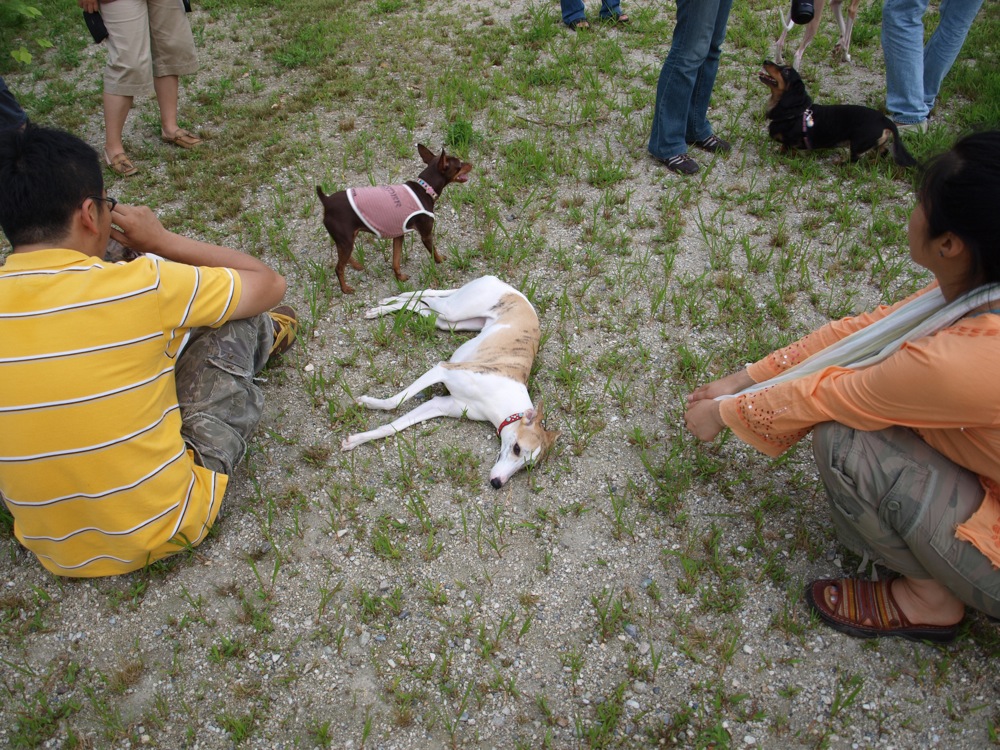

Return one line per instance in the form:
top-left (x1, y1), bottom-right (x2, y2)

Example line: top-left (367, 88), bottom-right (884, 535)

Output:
top-left (0, 126), bottom-right (297, 577)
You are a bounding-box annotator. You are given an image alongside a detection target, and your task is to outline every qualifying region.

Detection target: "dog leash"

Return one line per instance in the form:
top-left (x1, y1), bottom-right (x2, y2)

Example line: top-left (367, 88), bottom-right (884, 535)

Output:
top-left (415, 178), bottom-right (438, 199)
top-left (497, 412), bottom-right (524, 436)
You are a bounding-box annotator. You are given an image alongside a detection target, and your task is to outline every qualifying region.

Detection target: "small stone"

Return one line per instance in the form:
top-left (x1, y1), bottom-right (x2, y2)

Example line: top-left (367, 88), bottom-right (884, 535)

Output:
top-left (744, 735), bottom-right (756, 745)
top-left (624, 624), bottom-right (639, 639)
top-left (743, 644), bottom-right (753, 655)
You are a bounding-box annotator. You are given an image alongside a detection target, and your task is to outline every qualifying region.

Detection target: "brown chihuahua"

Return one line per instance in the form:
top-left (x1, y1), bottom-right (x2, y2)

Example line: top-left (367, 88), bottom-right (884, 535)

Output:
top-left (316, 144), bottom-right (472, 294)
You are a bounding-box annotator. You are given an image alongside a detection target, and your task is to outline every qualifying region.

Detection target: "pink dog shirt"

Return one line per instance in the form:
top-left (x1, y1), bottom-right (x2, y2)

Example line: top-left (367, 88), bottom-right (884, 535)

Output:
top-left (347, 184), bottom-right (433, 239)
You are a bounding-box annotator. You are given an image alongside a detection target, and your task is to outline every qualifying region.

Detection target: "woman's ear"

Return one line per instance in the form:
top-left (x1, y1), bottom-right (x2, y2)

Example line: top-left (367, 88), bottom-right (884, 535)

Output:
top-left (938, 231), bottom-right (966, 259)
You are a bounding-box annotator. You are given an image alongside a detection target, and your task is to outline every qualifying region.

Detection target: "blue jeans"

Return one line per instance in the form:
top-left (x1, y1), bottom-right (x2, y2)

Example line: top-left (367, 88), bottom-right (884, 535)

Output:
top-left (647, 0), bottom-right (733, 160)
top-left (0, 76), bottom-right (27, 133)
top-left (560, 0), bottom-right (622, 25)
top-left (882, 0), bottom-right (984, 125)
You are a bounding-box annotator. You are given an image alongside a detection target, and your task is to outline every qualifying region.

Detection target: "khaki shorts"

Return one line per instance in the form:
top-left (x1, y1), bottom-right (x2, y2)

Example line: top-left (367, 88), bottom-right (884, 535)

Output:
top-left (102, 0), bottom-right (198, 97)
top-left (813, 422), bottom-right (1000, 619)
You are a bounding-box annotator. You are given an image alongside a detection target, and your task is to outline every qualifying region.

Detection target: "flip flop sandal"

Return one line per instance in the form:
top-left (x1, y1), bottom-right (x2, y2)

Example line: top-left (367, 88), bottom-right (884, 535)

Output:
top-left (267, 305), bottom-right (299, 358)
top-left (566, 19), bottom-right (590, 30)
top-left (602, 13), bottom-right (629, 23)
top-left (104, 150), bottom-right (139, 177)
top-left (805, 578), bottom-right (960, 643)
top-left (161, 129), bottom-right (204, 148)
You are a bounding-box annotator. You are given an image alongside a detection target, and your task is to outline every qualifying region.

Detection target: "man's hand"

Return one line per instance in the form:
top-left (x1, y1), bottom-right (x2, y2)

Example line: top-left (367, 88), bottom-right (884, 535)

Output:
top-left (108, 202), bottom-right (286, 319)
top-left (684, 398), bottom-right (726, 442)
top-left (78, 0), bottom-right (100, 13)
top-left (109, 204), bottom-right (171, 255)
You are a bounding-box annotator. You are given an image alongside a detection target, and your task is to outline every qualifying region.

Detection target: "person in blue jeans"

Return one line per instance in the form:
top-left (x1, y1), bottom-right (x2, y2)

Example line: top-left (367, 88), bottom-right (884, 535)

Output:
top-left (0, 76), bottom-right (28, 133)
top-left (648, 0), bottom-right (733, 175)
top-left (561, 0), bottom-right (628, 30)
top-left (882, 0), bottom-right (984, 132)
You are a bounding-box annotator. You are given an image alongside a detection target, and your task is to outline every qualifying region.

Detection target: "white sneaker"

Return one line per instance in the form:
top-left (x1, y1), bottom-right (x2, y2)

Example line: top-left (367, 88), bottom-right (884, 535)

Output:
top-left (894, 119), bottom-right (928, 135)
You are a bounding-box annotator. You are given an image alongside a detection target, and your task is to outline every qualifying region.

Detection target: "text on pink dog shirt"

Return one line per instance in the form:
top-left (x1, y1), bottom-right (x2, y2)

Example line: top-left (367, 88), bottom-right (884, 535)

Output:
top-left (347, 184), bottom-right (434, 239)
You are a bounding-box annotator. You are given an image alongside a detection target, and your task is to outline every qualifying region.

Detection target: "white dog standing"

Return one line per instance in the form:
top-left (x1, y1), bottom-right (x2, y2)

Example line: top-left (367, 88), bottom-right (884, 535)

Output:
top-left (341, 276), bottom-right (559, 488)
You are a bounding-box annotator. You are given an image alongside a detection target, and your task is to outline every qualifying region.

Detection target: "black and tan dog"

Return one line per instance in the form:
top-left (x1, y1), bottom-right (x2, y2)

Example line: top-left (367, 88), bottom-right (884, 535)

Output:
top-left (759, 61), bottom-right (917, 167)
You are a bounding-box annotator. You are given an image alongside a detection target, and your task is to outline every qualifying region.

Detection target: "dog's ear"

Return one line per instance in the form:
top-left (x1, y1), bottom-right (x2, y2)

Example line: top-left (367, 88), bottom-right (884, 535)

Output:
top-left (524, 399), bottom-right (544, 425)
top-left (437, 146), bottom-right (449, 171)
top-left (417, 143), bottom-right (435, 164)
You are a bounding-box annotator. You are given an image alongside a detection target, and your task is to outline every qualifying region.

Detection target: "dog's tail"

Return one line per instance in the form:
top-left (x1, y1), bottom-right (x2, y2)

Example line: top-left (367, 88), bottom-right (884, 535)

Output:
top-left (886, 121), bottom-right (919, 168)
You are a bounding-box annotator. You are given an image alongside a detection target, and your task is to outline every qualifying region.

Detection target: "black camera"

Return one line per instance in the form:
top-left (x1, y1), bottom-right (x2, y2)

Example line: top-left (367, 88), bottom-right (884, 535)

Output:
top-left (791, 0), bottom-right (815, 24)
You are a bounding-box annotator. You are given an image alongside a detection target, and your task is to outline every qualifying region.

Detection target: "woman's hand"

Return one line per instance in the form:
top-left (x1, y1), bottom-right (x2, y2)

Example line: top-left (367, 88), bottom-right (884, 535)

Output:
top-left (684, 398), bottom-right (726, 442)
top-left (687, 369), bottom-right (754, 404)
top-left (78, 0), bottom-right (101, 13)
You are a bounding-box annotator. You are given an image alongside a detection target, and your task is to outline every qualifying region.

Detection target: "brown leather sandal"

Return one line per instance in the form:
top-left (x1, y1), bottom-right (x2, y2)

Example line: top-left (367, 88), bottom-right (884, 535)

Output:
top-left (104, 150), bottom-right (139, 177)
top-left (161, 129), bottom-right (204, 148)
top-left (805, 578), bottom-right (960, 643)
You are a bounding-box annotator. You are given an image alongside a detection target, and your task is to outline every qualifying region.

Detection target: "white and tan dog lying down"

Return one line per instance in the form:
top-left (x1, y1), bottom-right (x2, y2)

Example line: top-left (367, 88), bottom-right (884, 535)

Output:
top-left (341, 276), bottom-right (559, 488)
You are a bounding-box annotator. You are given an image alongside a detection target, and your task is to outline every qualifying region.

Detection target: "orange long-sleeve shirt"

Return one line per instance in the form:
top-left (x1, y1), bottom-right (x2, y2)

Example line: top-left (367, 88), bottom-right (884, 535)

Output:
top-left (719, 283), bottom-right (1000, 567)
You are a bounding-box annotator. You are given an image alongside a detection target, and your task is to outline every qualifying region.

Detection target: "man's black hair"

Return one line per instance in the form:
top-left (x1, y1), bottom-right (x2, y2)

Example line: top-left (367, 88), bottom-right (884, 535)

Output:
top-left (0, 125), bottom-right (104, 247)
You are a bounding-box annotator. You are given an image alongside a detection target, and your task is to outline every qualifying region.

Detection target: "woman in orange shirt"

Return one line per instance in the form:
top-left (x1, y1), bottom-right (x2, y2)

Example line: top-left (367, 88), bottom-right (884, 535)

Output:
top-left (686, 131), bottom-right (1000, 643)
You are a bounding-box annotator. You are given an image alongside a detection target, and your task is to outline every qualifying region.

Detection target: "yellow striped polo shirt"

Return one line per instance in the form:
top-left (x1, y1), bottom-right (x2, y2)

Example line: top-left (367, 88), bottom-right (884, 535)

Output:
top-left (0, 248), bottom-right (242, 577)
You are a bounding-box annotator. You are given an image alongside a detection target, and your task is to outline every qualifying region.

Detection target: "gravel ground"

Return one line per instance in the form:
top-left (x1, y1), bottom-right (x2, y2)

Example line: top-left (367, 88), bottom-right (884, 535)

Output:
top-left (1, 1), bottom-right (998, 749)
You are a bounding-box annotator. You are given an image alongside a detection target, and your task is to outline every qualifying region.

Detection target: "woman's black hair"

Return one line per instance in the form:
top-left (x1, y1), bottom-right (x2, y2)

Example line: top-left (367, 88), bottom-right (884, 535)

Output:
top-left (918, 130), bottom-right (1000, 285)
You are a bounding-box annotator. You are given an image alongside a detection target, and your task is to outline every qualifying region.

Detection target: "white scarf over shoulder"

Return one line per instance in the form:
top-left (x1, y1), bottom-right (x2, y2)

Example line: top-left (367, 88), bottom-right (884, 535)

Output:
top-left (719, 283), bottom-right (1000, 400)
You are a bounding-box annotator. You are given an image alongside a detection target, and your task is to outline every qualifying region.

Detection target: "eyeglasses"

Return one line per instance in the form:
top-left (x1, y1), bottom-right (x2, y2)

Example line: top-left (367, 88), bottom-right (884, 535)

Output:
top-left (86, 195), bottom-right (117, 212)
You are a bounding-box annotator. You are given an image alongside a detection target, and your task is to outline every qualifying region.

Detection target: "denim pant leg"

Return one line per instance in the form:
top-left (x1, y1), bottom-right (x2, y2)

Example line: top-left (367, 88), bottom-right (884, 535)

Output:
top-left (648, 0), bottom-right (731, 159)
top-left (0, 76), bottom-right (27, 132)
top-left (921, 0), bottom-right (984, 111)
top-left (883, 0), bottom-right (931, 123)
top-left (599, 0), bottom-right (622, 20)
top-left (814, 422), bottom-right (1000, 619)
top-left (686, 0), bottom-right (732, 143)
top-left (175, 314), bottom-right (274, 476)
top-left (561, 0), bottom-right (586, 24)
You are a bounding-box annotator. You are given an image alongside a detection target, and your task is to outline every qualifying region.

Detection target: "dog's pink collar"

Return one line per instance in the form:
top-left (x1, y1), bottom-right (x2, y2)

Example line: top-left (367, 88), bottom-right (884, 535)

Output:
top-left (497, 412), bottom-right (524, 437)
top-left (416, 178), bottom-right (438, 199)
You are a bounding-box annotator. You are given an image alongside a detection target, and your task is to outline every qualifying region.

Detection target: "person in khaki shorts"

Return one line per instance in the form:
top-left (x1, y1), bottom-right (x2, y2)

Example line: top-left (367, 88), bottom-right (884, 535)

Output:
top-left (685, 131), bottom-right (1000, 644)
top-left (78, 0), bottom-right (203, 177)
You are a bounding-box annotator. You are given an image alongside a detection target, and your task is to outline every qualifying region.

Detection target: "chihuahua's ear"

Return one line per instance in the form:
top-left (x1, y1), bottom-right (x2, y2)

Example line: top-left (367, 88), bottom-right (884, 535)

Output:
top-left (418, 143), bottom-right (435, 164)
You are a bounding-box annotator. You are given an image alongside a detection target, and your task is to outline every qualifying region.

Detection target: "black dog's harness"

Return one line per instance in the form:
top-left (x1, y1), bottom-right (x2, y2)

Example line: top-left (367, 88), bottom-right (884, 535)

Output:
top-left (801, 107), bottom-right (815, 149)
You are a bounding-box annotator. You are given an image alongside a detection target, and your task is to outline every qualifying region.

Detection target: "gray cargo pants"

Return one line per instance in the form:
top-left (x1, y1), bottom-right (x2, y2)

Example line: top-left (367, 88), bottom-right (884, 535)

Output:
top-left (174, 314), bottom-right (274, 476)
top-left (813, 422), bottom-right (1000, 619)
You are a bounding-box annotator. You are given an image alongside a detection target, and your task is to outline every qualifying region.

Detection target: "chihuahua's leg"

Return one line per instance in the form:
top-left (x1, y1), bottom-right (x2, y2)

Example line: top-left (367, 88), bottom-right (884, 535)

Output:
top-left (341, 395), bottom-right (467, 451)
top-left (412, 217), bottom-right (444, 264)
top-left (356, 363), bottom-right (449, 411)
top-left (391, 236), bottom-right (409, 282)
top-left (333, 238), bottom-right (356, 294)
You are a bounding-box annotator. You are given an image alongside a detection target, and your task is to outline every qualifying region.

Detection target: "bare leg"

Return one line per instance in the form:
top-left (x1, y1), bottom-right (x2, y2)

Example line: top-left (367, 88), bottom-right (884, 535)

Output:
top-left (890, 576), bottom-right (966, 626)
top-left (153, 74), bottom-right (180, 139)
top-left (104, 91), bottom-right (133, 158)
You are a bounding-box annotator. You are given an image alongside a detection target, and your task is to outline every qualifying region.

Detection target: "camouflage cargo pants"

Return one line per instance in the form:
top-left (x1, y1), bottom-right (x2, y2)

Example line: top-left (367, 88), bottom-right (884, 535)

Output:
top-left (814, 422), bottom-right (1000, 619)
top-left (174, 314), bottom-right (273, 476)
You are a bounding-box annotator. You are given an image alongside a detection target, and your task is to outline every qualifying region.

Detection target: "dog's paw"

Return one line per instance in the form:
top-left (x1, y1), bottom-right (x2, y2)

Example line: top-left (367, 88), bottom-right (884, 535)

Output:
top-left (340, 437), bottom-right (357, 452)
